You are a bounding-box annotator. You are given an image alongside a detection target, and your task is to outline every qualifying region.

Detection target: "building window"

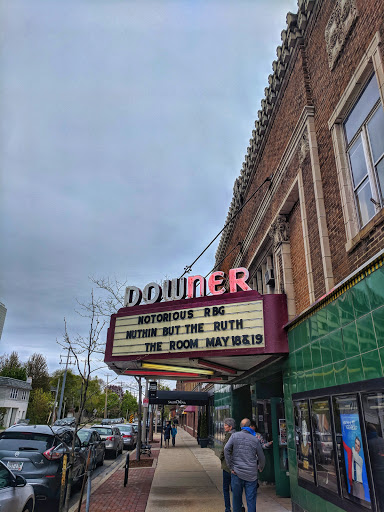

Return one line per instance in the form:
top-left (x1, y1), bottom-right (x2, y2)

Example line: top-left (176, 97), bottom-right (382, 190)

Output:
top-left (293, 380), bottom-right (384, 511)
top-left (329, 32), bottom-right (384, 250)
top-left (333, 394), bottom-right (371, 507)
top-left (20, 390), bottom-right (27, 400)
top-left (294, 399), bottom-right (315, 483)
top-left (361, 392), bottom-right (384, 512)
top-left (9, 388), bottom-right (18, 400)
top-left (344, 74), bottom-right (384, 227)
top-left (311, 397), bottom-right (338, 494)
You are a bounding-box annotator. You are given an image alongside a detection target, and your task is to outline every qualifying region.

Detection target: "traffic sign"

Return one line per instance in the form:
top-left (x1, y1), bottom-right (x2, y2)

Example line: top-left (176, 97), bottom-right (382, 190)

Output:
top-left (143, 397), bottom-right (149, 408)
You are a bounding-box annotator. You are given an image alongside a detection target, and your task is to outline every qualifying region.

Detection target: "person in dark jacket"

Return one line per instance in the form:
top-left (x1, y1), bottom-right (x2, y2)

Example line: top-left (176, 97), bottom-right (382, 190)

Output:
top-left (164, 421), bottom-right (172, 448)
top-left (224, 418), bottom-right (265, 512)
top-left (219, 418), bottom-right (236, 512)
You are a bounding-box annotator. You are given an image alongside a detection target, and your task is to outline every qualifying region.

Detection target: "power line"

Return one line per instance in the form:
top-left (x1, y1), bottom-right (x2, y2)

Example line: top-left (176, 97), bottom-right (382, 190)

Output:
top-left (180, 174), bottom-right (273, 278)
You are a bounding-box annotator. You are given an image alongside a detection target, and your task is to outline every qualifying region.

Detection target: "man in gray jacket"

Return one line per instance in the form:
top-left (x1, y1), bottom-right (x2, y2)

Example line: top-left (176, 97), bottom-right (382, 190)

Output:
top-left (224, 418), bottom-right (265, 512)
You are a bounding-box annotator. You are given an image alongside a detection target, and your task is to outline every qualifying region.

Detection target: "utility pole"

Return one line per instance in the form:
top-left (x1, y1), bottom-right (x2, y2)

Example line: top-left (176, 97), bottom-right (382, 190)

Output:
top-left (142, 379), bottom-right (149, 444)
top-left (57, 347), bottom-right (72, 420)
top-left (104, 375), bottom-right (109, 419)
top-left (50, 378), bottom-right (60, 426)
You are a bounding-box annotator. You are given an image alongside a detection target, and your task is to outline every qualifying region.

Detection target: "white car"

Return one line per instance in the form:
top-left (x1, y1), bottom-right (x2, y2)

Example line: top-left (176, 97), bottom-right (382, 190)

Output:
top-left (0, 460), bottom-right (35, 511)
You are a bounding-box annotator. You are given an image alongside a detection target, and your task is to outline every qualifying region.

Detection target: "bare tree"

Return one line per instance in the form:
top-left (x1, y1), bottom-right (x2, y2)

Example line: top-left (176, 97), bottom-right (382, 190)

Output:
top-left (58, 290), bottom-right (107, 512)
top-left (76, 276), bottom-right (127, 318)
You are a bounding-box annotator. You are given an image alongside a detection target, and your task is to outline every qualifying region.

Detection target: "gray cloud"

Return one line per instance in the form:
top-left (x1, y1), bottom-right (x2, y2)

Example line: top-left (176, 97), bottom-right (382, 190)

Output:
top-left (1, 0), bottom-right (298, 375)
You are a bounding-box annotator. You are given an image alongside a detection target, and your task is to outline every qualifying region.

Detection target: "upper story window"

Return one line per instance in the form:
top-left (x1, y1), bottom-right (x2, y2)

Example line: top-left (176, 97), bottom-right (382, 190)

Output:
top-left (344, 74), bottom-right (384, 227)
top-left (20, 390), bottom-right (27, 400)
top-left (10, 388), bottom-right (18, 399)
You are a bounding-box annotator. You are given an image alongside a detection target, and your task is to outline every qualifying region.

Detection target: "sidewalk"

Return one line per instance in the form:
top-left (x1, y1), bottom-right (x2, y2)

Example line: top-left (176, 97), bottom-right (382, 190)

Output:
top-left (73, 428), bottom-right (292, 512)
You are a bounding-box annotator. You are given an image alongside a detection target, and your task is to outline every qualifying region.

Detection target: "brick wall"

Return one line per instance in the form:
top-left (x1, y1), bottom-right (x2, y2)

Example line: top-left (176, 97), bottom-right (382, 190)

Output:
top-left (219, 0), bottom-right (384, 317)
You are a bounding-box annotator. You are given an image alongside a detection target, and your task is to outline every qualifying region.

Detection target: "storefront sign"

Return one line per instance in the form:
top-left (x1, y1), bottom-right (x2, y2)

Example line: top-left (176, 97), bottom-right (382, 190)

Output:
top-left (111, 299), bottom-right (264, 357)
top-left (124, 267), bottom-right (251, 307)
top-left (149, 381), bottom-right (157, 399)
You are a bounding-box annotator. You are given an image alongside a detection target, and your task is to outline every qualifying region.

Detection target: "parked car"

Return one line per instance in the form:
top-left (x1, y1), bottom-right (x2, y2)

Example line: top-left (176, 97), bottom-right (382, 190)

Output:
top-left (115, 424), bottom-right (137, 450)
top-left (53, 417), bottom-right (76, 427)
top-left (101, 418), bottom-right (124, 425)
top-left (90, 425), bottom-right (123, 458)
top-left (0, 425), bottom-right (85, 507)
top-left (77, 429), bottom-right (105, 468)
top-left (0, 460), bottom-right (35, 512)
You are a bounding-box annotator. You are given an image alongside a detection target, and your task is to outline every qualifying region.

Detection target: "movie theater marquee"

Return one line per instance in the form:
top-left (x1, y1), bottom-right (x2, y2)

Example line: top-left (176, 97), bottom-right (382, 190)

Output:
top-left (111, 299), bottom-right (264, 357)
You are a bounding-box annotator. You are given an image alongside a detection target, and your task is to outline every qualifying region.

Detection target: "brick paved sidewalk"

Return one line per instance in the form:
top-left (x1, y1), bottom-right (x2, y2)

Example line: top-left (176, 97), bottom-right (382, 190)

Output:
top-left (76, 448), bottom-right (159, 512)
top-left (80, 467), bottom-right (155, 512)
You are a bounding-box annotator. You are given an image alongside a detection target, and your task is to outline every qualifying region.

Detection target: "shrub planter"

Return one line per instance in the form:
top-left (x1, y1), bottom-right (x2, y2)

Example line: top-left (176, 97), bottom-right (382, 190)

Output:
top-left (199, 438), bottom-right (209, 448)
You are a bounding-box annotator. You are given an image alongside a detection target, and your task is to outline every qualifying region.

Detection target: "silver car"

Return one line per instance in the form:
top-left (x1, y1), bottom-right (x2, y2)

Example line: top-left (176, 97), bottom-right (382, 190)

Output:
top-left (90, 425), bottom-right (123, 459)
top-left (115, 424), bottom-right (137, 450)
top-left (0, 460), bottom-right (35, 512)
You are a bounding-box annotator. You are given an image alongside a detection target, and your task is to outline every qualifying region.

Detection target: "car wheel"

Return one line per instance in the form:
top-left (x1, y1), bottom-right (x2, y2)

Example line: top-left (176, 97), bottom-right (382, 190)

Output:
top-left (114, 447), bottom-right (119, 459)
top-left (98, 449), bottom-right (105, 466)
top-left (22, 500), bottom-right (34, 512)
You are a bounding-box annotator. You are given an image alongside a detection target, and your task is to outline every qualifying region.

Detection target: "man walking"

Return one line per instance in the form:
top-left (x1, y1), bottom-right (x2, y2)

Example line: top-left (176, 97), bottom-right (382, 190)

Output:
top-left (224, 418), bottom-right (265, 512)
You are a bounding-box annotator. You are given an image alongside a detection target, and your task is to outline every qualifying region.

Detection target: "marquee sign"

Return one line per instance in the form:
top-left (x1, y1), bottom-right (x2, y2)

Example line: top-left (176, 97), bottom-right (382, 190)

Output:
top-left (111, 299), bottom-right (264, 358)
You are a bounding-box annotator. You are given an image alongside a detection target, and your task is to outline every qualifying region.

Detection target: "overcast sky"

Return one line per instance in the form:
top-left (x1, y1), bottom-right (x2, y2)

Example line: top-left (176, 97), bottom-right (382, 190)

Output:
top-left (0, 0), bottom-right (298, 386)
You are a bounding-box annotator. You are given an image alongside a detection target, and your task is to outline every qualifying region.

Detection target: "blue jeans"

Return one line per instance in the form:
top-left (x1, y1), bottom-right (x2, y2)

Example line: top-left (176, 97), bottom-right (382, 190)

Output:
top-left (231, 473), bottom-right (257, 512)
top-left (223, 470), bottom-right (231, 512)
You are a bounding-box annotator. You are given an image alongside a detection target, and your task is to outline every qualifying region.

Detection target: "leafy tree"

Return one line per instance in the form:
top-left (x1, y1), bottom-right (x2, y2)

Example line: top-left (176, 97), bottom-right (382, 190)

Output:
top-left (25, 353), bottom-right (50, 391)
top-left (27, 388), bottom-right (52, 424)
top-left (106, 392), bottom-right (121, 417)
top-left (83, 377), bottom-right (103, 416)
top-left (50, 369), bottom-right (84, 412)
top-left (0, 352), bottom-right (27, 381)
top-left (121, 390), bottom-right (138, 419)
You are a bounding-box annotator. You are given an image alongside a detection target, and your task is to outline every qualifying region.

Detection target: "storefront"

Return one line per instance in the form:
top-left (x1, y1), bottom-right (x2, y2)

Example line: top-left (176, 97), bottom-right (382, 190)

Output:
top-left (284, 254), bottom-right (384, 512)
top-left (209, 254), bottom-right (384, 509)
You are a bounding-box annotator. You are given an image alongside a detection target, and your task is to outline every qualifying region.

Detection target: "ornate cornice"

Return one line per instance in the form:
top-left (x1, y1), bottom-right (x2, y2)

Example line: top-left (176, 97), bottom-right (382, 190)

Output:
top-left (216, 0), bottom-right (319, 266)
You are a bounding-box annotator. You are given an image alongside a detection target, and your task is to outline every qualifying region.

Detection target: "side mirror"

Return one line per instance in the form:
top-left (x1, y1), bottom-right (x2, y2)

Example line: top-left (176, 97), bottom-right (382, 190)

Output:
top-left (13, 475), bottom-right (27, 487)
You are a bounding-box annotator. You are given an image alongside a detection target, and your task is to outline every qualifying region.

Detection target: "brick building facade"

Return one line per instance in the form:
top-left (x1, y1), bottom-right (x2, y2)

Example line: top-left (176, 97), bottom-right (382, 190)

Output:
top-left (206, 1), bottom-right (384, 511)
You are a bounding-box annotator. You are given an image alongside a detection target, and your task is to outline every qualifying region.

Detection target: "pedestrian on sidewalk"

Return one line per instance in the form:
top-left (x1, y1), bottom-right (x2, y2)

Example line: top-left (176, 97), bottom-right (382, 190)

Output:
top-left (250, 420), bottom-right (273, 449)
top-left (224, 418), bottom-right (265, 512)
top-left (171, 423), bottom-right (177, 446)
top-left (164, 421), bottom-right (172, 448)
top-left (219, 418), bottom-right (236, 512)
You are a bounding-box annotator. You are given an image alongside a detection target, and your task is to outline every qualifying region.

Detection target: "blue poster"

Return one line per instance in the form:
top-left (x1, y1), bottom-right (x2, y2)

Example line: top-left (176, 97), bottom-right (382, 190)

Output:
top-left (340, 413), bottom-right (370, 502)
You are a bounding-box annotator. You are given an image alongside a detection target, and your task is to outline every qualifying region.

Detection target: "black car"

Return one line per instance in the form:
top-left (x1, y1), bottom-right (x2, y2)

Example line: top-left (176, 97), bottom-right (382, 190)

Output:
top-left (77, 429), bottom-right (105, 469)
top-left (53, 418), bottom-right (76, 427)
top-left (0, 425), bottom-right (85, 507)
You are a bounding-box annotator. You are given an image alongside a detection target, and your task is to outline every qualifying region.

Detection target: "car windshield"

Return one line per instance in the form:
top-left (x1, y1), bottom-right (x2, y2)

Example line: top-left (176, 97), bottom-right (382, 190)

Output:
top-left (77, 431), bottom-right (91, 443)
top-left (117, 426), bottom-right (132, 433)
top-left (0, 432), bottom-right (54, 451)
top-left (92, 427), bottom-right (112, 436)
